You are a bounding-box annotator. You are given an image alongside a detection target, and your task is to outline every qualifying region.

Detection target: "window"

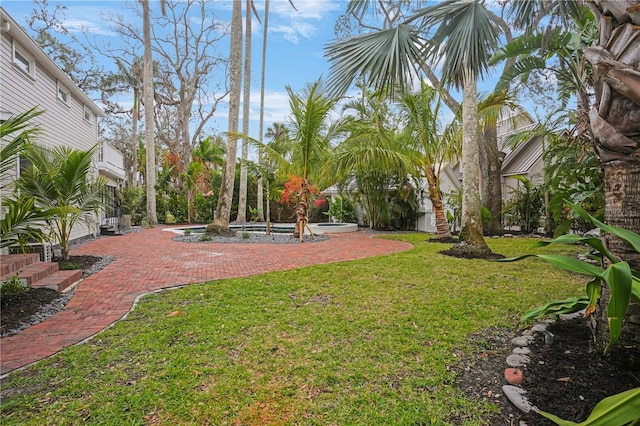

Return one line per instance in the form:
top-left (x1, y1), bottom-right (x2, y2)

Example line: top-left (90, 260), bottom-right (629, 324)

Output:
top-left (84, 105), bottom-right (92, 122)
top-left (12, 41), bottom-right (35, 78)
top-left (57, 82), bottom-right (70, 106)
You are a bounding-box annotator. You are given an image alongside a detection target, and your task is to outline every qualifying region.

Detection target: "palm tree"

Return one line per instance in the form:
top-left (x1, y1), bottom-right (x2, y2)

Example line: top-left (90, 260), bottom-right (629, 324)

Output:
top-left (140, 0), bottom-right (159, 225)
top-left (0, 108), bottom-right (49, 250)
top-left (333, 88), bottom-right (415, 230)
top-left (15, 144), bottom-right (107, 261)
top-left (583, 1), bottom-right (640, 368)
top-left (397, 82), bottom-right (461, 239)
top-left (214, 0), bottom-right (243, 228)
top-left (100, 57), bottom-right (145, 186)
top-left (286, 79), bottom-right (340, 240)
top-left (326, 0), bottom-right (502, 256)
top-left (237, 0), bottom-right (258, 223)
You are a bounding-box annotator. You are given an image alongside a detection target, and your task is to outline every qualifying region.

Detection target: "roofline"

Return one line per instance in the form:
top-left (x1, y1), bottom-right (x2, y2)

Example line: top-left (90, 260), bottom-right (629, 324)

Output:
top-left (0, 7), bottom-right (105, 118)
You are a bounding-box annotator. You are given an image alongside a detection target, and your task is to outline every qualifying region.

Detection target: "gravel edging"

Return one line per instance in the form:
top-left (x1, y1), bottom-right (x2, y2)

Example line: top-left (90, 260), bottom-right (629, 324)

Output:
top-left (173, 233), bottom-right (331, 244)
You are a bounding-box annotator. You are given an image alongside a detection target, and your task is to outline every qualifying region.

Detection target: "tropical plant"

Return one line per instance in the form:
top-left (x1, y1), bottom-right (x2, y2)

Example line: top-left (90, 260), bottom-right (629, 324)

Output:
top-left (324, 196), bottom-right (355, 224)
top-left (330, 84), bottom-right (415, 230)
top-left (536, 387), bottom-right (640, 425)
top-left (0, 107), bottom-right (42, 184)
top-left (326, 0), bottom-right (502, 255)
top-left (15, 144), bottom-right (108, 261)
top-left (502, 175), bottom-right (544, 234)
top-left (0, 108), bottom-right (50, 250)
top-left (501, 202), bottom-right (640, 355)
top-left (397, 82), bottom-right (461, 239)
top-left (285, 79), bottom-right (341, 240)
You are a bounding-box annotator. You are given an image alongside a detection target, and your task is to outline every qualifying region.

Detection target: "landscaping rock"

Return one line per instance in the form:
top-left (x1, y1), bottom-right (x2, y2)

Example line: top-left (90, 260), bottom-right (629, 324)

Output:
top-left (511, 336), bottom-right (534, 347)
top-left (503, 385), bottom-right (537, 414)
top-left (506, 354), bottom-right (531, 367)
top-left (504, 368), bottom-right (523, 385)
top-left (512, 347), bottom-right (531, 355)
top-left (531, 323), bottom-right (549, 332)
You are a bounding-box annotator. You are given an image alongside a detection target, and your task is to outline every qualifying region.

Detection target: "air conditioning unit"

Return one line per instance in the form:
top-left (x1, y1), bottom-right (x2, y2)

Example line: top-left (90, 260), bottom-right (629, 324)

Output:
top-left (9, 243), bottom-right (52, 262)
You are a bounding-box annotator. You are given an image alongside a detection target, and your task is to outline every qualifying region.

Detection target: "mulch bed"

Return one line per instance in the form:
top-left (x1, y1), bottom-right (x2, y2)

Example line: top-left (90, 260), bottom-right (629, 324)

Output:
top-left (452, 318), bottom-right (640, 425)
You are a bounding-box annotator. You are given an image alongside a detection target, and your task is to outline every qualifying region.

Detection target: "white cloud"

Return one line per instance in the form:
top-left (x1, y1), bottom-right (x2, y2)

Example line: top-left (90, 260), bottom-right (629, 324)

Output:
top-left (62, 18), bottom-right (116, 36)
top-left (267, 0), bottom-right (342, 44)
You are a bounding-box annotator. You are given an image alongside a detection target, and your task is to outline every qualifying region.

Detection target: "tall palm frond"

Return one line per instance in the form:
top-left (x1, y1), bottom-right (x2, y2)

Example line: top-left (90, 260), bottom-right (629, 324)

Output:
top-left (409, 0), bottom-right (502, 88)
top-left (325, 24), bottom-right (426, 96)
top-left (286, 79), bottom-right (340, 184)
top-left (16, 144), bottom-right (107, 260)
top-left (0, 108), bottom-right (43, 179)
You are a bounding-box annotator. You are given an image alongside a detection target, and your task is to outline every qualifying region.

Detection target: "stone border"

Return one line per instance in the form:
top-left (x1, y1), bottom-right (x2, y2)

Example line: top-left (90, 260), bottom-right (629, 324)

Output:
top-left (501, 311), bottom-right (585, 418)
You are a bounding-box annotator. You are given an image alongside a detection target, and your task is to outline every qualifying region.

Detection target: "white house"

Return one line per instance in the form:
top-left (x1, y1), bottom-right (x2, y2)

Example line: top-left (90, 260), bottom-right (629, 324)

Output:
top-left (0, 7), bottom-right (124, 246)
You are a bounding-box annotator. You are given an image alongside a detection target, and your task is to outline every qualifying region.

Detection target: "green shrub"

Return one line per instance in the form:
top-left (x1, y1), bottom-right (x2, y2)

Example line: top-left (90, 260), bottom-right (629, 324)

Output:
top-left (1, 275), bottom-right (29, 302)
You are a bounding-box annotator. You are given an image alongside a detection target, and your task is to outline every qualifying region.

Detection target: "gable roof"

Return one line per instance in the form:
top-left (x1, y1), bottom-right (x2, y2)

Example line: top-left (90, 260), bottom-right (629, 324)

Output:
top-left (0, 7), bottom-right (104, 118)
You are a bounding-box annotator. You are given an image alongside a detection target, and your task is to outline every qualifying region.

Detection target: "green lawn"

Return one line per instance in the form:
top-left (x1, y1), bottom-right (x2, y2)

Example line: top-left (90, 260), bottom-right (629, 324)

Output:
top-left (1, 235), bottom-right (584, 425)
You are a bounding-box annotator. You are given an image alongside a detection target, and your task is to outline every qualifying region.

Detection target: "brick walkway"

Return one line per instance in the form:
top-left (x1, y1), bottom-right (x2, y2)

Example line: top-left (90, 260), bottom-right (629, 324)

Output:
top-left (1, 227), bottom-right (412, 374)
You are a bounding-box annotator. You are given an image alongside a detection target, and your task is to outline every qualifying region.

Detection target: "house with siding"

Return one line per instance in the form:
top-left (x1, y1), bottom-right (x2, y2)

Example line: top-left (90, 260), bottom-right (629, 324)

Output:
top-left (0, 7), bottom-right (124, 250)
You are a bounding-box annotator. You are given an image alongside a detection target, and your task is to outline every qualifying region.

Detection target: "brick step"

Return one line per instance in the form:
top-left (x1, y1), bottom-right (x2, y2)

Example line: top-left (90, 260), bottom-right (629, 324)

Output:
top-left (1, 254), bottom-right (40, 276)
top-left (31, 269), bottom-right (82, 292)
top-left (0, 261), bottom-right (59, 286)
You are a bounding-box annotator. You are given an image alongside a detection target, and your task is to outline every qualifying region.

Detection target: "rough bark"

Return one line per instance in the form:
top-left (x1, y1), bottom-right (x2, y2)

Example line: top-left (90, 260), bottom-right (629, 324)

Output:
top-left (585, 0), bottom-right (640, 369)
top-left (141, 0), bottom-right (157, 225)
top-left (214, 0), bottom-right (242, 227)
top-left (457, 77), bottom-right (491, 254)
top-left (292, 180), bottom-right (310, 241)
top-left (479, 124), bottom-right (505, 235)
top-left (424, 167), bottom-right (451, 239)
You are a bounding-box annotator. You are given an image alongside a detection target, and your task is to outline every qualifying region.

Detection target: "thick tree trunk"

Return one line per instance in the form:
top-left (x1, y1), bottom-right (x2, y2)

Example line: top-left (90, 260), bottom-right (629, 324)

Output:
top-left (586, 0), bottom-right (640, 369)
top-left (593, 158), bottom-right (640, 369)
top-left (458, 77), bottom-right (491, 253)
top-left (214, 0), bottom-right (242, 227)
top-left (479, 125), bottom-right (504, 235)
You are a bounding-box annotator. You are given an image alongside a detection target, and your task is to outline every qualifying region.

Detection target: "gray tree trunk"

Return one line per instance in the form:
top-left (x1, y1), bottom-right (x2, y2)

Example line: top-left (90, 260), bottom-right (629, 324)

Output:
top-left (256, 0), bottom-right (270, 222)
top-left (214, 0), bottom-right (243, 227)
top-left (458, 76), bottom-right (490, 252)
top-left (141, 0), bottom-right (157, 225)
top-left (237, 0), bottom-right (252, 223)
top-left (479, 125), bottom-right (504, 235)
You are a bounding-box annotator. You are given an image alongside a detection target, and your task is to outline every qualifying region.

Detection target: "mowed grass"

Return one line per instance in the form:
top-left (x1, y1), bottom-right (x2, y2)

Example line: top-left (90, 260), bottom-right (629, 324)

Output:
top-left (1, 235), bottom-right (584, 425)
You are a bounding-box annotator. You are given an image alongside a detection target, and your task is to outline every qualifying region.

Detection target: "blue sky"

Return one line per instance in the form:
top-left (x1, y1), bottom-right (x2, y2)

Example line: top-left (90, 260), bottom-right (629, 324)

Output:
top-left (2, 1), bottom-right (546, 142)
top-left (2, 0), bottom-right (348, 139)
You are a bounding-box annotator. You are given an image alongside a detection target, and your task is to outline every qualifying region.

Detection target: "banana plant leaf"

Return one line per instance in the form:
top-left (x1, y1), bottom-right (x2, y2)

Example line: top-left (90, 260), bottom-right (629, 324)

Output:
top-left (521, 296), bottom-right (590, 321)
top-left (538, 387), bottom-right (640, 425)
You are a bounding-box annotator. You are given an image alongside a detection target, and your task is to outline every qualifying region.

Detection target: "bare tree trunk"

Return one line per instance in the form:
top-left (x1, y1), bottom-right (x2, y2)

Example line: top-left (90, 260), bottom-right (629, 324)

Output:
top-left (130, 90), bottom-right (139, 186)
top-left (237, 0), bottom-right (252, 222)
top-left (214, 0), bottom-right (243, 227)
top-left (458, 77), bottom-right (490, 253)
top-left (256, 0), bottom-right (270, 222)
top-left (479, 124), bottom-right (504, 235)
top-left (585, 0), bottom-right (640, 368)
top-left (141, 0), bottom-right (157, 225)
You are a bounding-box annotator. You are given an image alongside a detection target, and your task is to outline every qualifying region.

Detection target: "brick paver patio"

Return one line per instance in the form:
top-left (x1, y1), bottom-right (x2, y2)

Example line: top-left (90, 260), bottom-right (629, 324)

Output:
top-left (1, 227), bottom-right (413, 375)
